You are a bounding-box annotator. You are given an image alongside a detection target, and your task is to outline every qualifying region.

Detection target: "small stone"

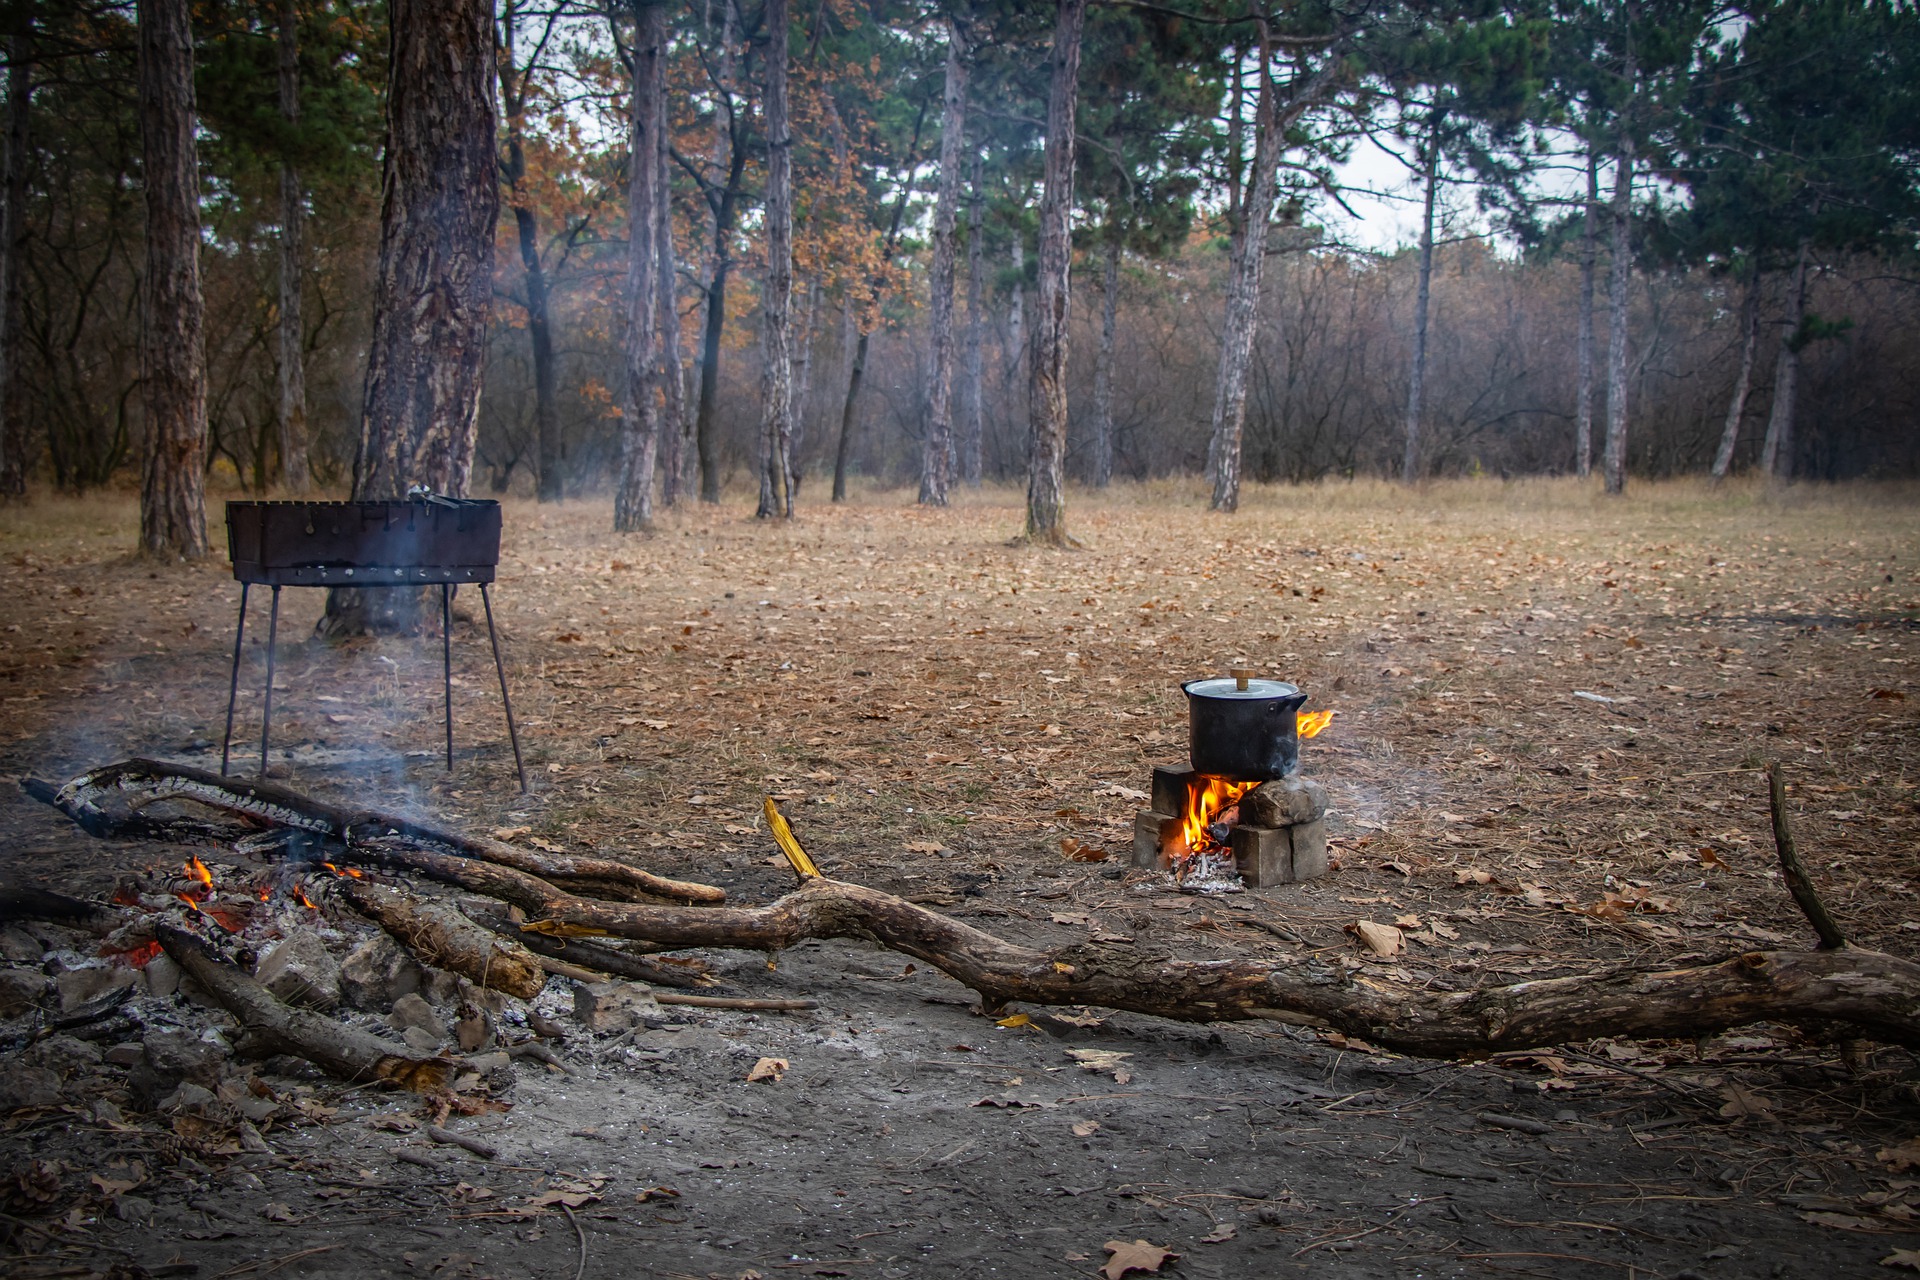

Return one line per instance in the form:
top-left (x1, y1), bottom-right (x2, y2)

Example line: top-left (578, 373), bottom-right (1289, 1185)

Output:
top-left (454, 1008), bottom-right (494, 1053)
top-left (129, 1028), bottom-right (228, 1105)
top-left (55, 964), bottom-right (136, 1013)
top-left (0, 1066), bottom-right (62, 1108)
top-left (106, 1042), bottom-right (145, 1067)
top-left (400, 1026), bottom-right (443, 1055)
top-left (160, 1082), bottom-right (219, 1112)
top-left (422, 967), bottom-right (462, 1008)
top-left (23, 1033), bottom-right (103, 1077)
top-left (340, 935), bottom-right (423, 1011)
top-left (571, 980), bottom-right (658, 1032)
top-left (390, 992), bottom-right (449, 1041)
top-left (1242, 776), bottom-right (1328, 828)
top-left (145, 954), bottom-right (183, 999)
top-left (115, 1195), bottom-right (155, 1224)
top-left (467, 1051), bottom-right (511, 1073)
top-left (0, 964), bottom-right (48, 1016)
top-left (253, 929), bottom-right (342, 1009)
top-left (0, 924), bottom-right (43, 964)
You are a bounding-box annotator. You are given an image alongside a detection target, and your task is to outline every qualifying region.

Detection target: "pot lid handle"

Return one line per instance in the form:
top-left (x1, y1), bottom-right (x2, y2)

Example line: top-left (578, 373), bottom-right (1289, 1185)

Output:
top-left (1229, 665), bottom-right (1256, 692)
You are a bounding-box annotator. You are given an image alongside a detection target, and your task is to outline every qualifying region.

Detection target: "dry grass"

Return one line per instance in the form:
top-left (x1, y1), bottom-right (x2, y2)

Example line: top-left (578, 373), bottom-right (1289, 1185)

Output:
top-left (3, 478), bottom-right (1917, 986)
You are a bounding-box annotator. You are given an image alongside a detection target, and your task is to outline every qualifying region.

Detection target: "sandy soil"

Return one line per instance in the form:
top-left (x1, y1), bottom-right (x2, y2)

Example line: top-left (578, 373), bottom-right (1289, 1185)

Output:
top-left (1, 478), bottom-right (1917, 1279)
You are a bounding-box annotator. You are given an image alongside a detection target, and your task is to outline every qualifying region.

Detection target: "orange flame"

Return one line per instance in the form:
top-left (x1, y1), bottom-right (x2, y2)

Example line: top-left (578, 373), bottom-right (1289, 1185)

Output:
top-left (321, 862), bottom-right (364, 879)
top-left (1297, 709), bottom-right (1335, 739)
top-left (295, 885), bottom-right (318, 910)
top-left (184, 855), bottom-right (213, 891)
top-left (115, 940), bottom-right (162, 968)
top-left (1178, 775), bottom-right (1259, 873)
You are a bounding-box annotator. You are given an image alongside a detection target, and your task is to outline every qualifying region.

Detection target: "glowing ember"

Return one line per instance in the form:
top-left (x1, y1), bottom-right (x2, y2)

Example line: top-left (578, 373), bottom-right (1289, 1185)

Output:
top-left (114, 940), bottom-right (163, 968)
top-left (1297, 709), bottom-right (1335, 739)
top-left (1177, 775), bottom-right (1259, 881)
top-left (320, 862), bottom-right (364, 879)
top-left (295, 885), bottom-right (318, 910)
top-left (181, 855), bottom-right (214, 900)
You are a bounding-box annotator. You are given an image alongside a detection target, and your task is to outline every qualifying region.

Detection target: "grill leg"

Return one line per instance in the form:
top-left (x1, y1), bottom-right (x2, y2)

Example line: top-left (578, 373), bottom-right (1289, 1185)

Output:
top-left (442, 583), bottom-right (454, 771)
top-left (259, 585), bottom-right (281, 777)
top-left (479, 583), bottom-right (528, 793)
top-left (220, 582), bottom-right (249, 777)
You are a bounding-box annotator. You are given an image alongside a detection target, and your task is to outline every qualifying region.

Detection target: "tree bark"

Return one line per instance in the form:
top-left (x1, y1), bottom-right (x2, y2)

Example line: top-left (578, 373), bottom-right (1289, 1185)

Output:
top-left (1601, 124), bottom-right (1633, 496)
top-left (694, 0), bottom-right (741, 505)
top-left (1022, 0), bottom-right (1085, 546)
top-left (1711, 264), bottom-right (1761, 480)
top-left (614, 0), bottom-right (664, 532)
top-left (656, 49), bottom-right (691, 508)
top-left (1574, 145), bottom-right (1597, 478)
top-left (339, 877), bottom-right (546, 999)
top-left (1005, 236), bottom-right (1024, 437)
top-left (499, 7), bottom-right (561, 505)
top-left (1206, 34), bottom-right (1283, 514)
top-left (137, 0), bottom-right (209, 559)
top-left (275, 0), bottom-right (311, 494)
top-left (1090, 235), bottom-right (1118, 488)
top-left (961, 149), bottom-right (985, 488)
top-left (0, 27), bottom-right (32, 499)
top-left (1400, 126), bottom-right (1438, 485)
top-left (918, 20), bottom-right (969, 508)
top-left (1758, 237), bottom-right (1809, 484)
top-left (790, 277), bottom-right (818, 492)
top-left (321, 0), bottom-right (497, 633)
top-left (755, 0), bottom-right (794, 520)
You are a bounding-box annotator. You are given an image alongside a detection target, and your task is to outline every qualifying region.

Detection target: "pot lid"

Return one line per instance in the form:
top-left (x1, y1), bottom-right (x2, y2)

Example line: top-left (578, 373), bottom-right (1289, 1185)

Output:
top-left (1184, 676), bottom-right (1302, 701)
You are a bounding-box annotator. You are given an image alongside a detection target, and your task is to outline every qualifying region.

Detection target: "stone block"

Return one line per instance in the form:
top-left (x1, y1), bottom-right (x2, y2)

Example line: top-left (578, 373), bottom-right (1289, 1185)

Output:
top-left (0, 964), bottom-right (48, 1016)
top-left (56, 964), bottom-right (136, 1013)
top-left (253, 929), bottom-right (341, 1009)
top-left (1242, 776), bottom-right (1328, 828)
top-left (145, 954), bottom-right (183, 999)
top-left (1288, 816), bottom-right (1329, 881)
top-left (340, 934), bottom-right (423, 1011)
top-left (1229, 825), bottom-right (1294, 887)
top-left (572, 980), bottom-right (658, 1032)
top-left (129, 1029), bottom-right (227, 1105)
top-left (1133, 811), bottom-right (1180, 870)
top-left (389, 992), bottom-right (449, 1042)
top-left (1150, 765), bottom-right (1197, 820)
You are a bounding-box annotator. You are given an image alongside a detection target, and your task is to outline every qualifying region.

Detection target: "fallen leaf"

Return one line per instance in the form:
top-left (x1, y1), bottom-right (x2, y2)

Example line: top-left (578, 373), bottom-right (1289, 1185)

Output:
top-left (1383, 861), bottom-right (1414, 877)
top-left (642, 719), bottom-right (672, 730)
top-left (746, 1057), bottom-right (788, 1083)
top-left (1881, 1141), bottom-right (1920, 1172)
top-left (1719, 1083), bottom-right (1776, 1121)
top-left (1200, 1222), bottom-right (1237, 1243)
top-left (490, 826), bottom-right (531, 842)
top-left (1455, 868), bottom-right (1493, 885)
top-left (1103, 1238), bottom-right (1179, 1279)
top-left (634, 1186), bottom-right (681, 1203)
top-left (1882, 1248), bottom-right (1920, 1269)
top-left (1393, 913), bottom-right (1423, 929)
top-left (1066, 1048), bottom-right (1134, 1077)
top-left (263, 1202), bottom-right (297, 1222)
top-left (996, 1012), bottom-right (1033, 1029)
top-left (525, 1188), bottom-right (600, 1210)
top-left (1348, 920), bottom-right (1404, 957)
top-left (529, 837), bottom-right (565, 853)
top-left (1071, 1120), bottom-right (1101, 1137)
top-left (1061, 838), bottom-right (1109, 863)
top-left (1802, 1211), bottom-right (1894, 1232)
top-left (1099, 783), bottom-right (1149, 801)
top-left (905, 840), bottom-right (946, 854)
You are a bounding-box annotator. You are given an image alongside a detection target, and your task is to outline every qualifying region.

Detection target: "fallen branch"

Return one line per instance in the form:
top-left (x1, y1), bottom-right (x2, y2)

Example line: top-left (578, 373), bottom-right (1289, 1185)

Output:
top-left (336, 879), bottom-right (546, 1000)
top-left (654, 993), bottom-right (817, 1011)
top-left (155, 924), bottom-right (452, 1092)
top-left (31, 760), bottom-right (725, 904)
top-left (425, 1124), bottom-right (497, 1159)
top-left (1768, 761), bottom-right (1848, 950)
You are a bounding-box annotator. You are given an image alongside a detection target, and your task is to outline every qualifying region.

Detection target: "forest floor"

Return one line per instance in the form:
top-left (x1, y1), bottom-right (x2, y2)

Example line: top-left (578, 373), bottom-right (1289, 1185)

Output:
top-left (1, 477), bottom-right (1918, 1280)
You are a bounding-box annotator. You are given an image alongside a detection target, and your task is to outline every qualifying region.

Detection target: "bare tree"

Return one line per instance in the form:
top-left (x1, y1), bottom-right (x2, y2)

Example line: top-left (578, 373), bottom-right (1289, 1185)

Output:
top-left (1400, 118), bottom-right (1438, 484)
top-left (1023, 0), bottom-right (1085, 545)
top-left (138, 0), bottom-right (209, 558)
top-left (656, 37), bottom-right (691, 508)
top-left (918, 17), bottom-right (969, 507)
top-left (615, 0), bottom-right (664, 532)
top-left (275, 0), bottom-right (310, 494)
top-left (321, 0), bottom-right (497, 633)
top-left (1601, 116), bottom-right (1634, 495)
top-left (1090, 234), bottom-right (1118, 487)
top-left (961, 148), bottom-right (985, 488)
top-left (500, 1), bottom-right (563, 503)
top-left (1574, 145), bottom-right (1597, 477)
top-left (0, 23), bottom-right (31, 499)
top-left (1711, 265), bottom-right (1760, 479)
top-left (1758, 237), bottom-right (1810, 483)
top-left (755, 0), bottom-right (793, 518)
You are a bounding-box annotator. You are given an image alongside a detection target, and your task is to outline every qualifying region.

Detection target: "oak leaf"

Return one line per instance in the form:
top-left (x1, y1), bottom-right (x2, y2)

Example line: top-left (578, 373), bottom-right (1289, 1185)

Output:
top-left (1102, 1239), bottom-right (1179, 1279)
top-left (746, 1057), bottom-right (788, 1083)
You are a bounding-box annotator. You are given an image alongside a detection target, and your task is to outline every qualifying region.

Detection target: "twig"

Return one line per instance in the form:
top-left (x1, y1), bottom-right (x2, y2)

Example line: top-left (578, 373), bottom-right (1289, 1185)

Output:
top-left (425, 1125), bottom-right (498, 1159)
top-left (393, 1148), bottom-right (443, 1171)
top-left (1767, 762), bottom-right (1848, 950)
top-left (561, 1202), bottom-right (588, 1280)
top-left (213, 1245), bottom-right (342, 1279)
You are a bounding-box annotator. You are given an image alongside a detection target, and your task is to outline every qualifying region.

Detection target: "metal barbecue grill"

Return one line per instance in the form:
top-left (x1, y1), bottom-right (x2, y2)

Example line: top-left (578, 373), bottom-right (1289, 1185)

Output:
top-left (220, 496), bottom-right (528, 791)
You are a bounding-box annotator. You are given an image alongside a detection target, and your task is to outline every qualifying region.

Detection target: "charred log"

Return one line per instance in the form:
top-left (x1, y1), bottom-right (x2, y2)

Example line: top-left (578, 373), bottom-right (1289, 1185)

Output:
top-left (335, 878), bottom-right (545, 1000)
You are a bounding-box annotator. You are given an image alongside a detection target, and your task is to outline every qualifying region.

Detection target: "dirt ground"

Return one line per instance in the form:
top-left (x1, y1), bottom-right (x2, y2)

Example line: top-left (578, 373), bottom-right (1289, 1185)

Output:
top-left (2, 477), bottom-right (1918, 1280)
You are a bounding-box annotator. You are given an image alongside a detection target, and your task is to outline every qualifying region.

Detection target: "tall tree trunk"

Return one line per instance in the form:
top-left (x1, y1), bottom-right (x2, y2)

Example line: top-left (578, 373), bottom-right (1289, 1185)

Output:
top-left (1090, 234), bottom-right (1118, 488)
top-left (0, 27), bottom-right (32, 499)
top-left (1574, 145), bottom-right (1597, 478)
top-left (137, 0), bottom-right (209, 559)
top-left (320, 0), bottom-right (497, 633)
top-left (1759, 237), bottom-right (1810, 484)
top-left (1206, 32), bottom-right (1282, 514)
top-left (1601, 126), bottom-right (1633, 497)
top-left (1005, 236), bottom-right (1024, 417)
top-left (694, 0), bottom-right (739, 505)
top-left (918, 19), bottom-right (969, 508)
top-left (500, 33), bottom-right (561, 505)
top-left (961, 149), bottom-right (985, 488)
top-left (1022, 0), bottom-right (1085, 545)
top-left (790, 277), bottom-right (817, 492)
top-left (1400, 127), bottom-right (1437, 485)
top-left (1711, 264), bottom-right (1761, 480)
top-left (274, 0), bottom-right (310, 494)
top-left (656, 45), bottom-right (690, 509)
top-left (755, 0), bottom-right (793, 520)
top-left (614, 0), bottom-right (664, 532)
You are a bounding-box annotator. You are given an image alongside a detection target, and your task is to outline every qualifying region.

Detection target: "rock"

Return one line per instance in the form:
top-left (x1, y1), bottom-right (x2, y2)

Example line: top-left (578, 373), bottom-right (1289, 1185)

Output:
top-left (0, 1066), bottom-right (63, 1109)
top-left (1242, 776), bottom-right (1328, 828)
top-left (468, 1051), bottom-right (511, 1073)
top-left (390, 992), bottom-right (449, 1042)
top-left (145, 954), bottom-right (183, 999)
top-left (0, 924), bottom-right (43, 964)
top-left (423, 967), bottom-right (463, 1008)
top-left (115, 1195), bottom-right (155, 1224)
top-left (401, 1026), bottom-right (444, 1054)
top-left (340, 935), bottom-right (423, 1012)
top-left (572, 980), bottom-right (658, 1032)
top-left (106, 1042), bottom-right (145, 1067)
top-left (159, 1081), bottom-right (219, 1112)
top-left (23, 1033), bottom-right (103, 1077)
top-left (454, 1007), bottom-right (494, 1053)
top-left (55, 964), bottom-right (136, 1013)
top-left (0, 964), bottom-right (48, 1016)
top-left (129, 1028), bottom-right (228, 1106)
top-left (253, 929), bottom-right (341, 1009)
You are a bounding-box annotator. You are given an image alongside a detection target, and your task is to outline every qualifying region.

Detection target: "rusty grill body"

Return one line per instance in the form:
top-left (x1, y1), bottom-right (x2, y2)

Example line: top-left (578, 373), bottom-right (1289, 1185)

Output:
top-left (220, 499), bottom-right (526, 791)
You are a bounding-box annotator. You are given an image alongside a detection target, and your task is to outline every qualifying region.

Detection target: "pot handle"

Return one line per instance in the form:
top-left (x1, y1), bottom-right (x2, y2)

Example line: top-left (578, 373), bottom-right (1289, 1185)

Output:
top-left (1229, 665), bottom-right (1256, 692)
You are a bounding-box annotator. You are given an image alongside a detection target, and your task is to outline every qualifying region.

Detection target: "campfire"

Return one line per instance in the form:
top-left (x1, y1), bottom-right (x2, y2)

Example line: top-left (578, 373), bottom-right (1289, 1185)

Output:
top-left (1132, 672), bottom-right (1334, 889)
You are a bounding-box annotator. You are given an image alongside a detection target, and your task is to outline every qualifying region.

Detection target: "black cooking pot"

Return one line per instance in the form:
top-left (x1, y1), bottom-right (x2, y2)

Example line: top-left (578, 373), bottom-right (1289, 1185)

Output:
top-left (1183, 670), bottom-right (1308, 779)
